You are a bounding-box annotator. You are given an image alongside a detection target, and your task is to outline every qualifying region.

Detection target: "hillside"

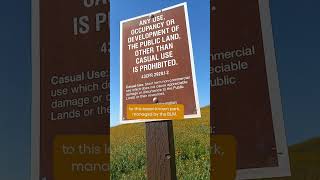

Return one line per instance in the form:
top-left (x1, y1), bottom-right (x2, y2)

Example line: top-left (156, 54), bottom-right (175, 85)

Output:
top-left (110, 106), bottom-right (320, 180)
top-left (110, 106), bottom-right (210, 179)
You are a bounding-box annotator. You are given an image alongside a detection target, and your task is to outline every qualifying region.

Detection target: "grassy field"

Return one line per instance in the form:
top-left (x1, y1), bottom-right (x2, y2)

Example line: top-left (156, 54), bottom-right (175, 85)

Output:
top-left (110, 106), bottom-right (320, 180)
top-left (110, 106), bottom-right (211, 179)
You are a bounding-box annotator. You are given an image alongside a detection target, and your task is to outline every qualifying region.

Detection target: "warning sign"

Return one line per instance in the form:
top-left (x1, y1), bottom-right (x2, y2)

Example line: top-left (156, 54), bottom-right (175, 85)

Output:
top-left (120, 3), bottom-right (200, 123)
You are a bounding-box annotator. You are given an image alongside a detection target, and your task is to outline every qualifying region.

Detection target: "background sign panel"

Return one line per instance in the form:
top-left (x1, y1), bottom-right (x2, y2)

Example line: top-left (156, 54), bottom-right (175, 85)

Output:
top-left (32, 0), bottom-right (110, 179)
top-left (210, 0), bottom-right (290, 179)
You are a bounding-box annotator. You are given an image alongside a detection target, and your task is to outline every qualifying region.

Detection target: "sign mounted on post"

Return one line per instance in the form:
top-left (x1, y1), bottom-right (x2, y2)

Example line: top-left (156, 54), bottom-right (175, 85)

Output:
top-left (120, 3), bottom-right (200, 124)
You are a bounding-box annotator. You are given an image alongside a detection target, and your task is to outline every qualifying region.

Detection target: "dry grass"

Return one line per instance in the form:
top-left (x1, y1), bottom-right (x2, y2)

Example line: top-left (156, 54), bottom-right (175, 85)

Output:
top-left (111, 106), bottom-right (320, 180)
top-left (110, 106), bottom-right (210, 179)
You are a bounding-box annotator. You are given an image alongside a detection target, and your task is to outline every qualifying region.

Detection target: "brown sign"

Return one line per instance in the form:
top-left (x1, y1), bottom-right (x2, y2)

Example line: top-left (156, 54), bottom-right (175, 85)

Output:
top-left (32, 0), bottom-right (110, 179)
top-left (120, 3), bottom-right (200, 124)
top-left (211, 0), bottom-right (290, 179)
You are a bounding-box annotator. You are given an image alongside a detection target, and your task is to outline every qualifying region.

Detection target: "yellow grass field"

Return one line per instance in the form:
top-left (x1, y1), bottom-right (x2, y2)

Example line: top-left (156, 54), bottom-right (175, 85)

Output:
top-left (110, 106), bottom-right (210, 179)
top-left (110, 106), bottom-right (320, 180)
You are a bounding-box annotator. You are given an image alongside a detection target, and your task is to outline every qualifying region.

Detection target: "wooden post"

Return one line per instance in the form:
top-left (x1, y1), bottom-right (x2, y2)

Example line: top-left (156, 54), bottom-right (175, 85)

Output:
top-left (146, 121), bottom-right (177, 180)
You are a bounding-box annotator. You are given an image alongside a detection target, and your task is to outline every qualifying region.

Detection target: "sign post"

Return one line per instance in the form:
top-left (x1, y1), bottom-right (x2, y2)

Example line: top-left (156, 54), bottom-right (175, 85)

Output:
top-left (119, 3), bottom-right (200, 179)
top-left (146, 121), bottom-right (177, 180)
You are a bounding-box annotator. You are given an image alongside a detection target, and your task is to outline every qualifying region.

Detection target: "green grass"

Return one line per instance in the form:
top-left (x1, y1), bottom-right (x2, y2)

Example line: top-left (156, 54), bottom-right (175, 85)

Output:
top-left (110, 106), bottom-right (210, 179)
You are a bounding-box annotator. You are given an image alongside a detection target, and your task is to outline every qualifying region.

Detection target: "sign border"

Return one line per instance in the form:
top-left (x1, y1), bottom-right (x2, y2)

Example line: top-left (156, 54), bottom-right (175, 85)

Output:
top-left (31, 0), bottom-right (40, 178)
top-left (119, 2), bottom-right (201, 124)
top-left (31, 1), bottom-right (111, 179)
top-left (235, 0), bottom-right (291, 179)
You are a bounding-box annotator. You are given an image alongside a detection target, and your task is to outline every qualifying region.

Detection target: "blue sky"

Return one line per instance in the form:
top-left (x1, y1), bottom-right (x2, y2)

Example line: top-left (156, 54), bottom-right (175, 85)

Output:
top-left (1, 0), bottom-right (320, 179)
top-left (110, 0), bottom-right (210, 127)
